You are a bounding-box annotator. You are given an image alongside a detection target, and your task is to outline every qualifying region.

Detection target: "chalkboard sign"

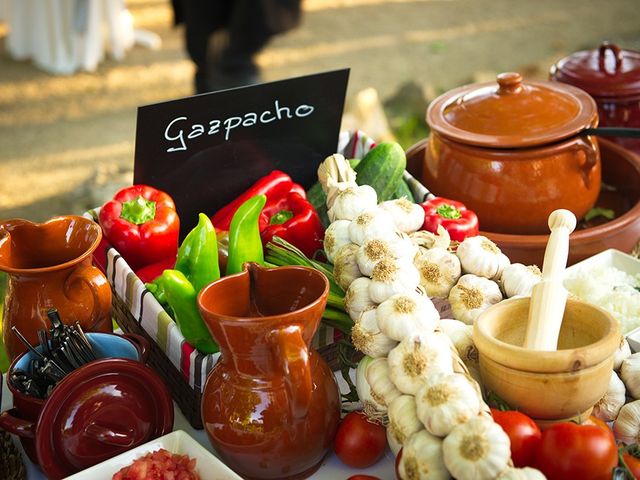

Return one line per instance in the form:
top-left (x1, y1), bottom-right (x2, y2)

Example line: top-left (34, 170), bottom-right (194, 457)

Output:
top-left (134, 69), bottom-right (349, 237)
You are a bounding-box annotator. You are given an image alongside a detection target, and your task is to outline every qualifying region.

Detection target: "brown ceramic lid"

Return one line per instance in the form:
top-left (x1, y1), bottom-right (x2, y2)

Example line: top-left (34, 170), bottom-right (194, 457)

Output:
top-left (551, 42), bottom-right (640, 98)
top-left (427, 72), bottom-right (598, 148)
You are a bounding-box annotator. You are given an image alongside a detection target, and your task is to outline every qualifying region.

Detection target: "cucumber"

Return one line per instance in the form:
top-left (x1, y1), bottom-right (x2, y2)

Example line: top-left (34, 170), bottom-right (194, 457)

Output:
top-left (355, 142), bottom-right (406, 202)
top-left (391, 179), bottom-right (414, 202)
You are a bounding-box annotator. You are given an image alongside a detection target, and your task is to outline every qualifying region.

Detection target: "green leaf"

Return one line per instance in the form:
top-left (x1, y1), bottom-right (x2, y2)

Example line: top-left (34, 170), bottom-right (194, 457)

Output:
top-left (584, 207), bottom-right (615, 222)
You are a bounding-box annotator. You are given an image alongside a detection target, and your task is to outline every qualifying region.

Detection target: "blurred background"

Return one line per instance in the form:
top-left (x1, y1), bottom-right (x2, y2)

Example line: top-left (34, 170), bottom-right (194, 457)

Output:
top-left (0, 0), bottom-right (639, 369)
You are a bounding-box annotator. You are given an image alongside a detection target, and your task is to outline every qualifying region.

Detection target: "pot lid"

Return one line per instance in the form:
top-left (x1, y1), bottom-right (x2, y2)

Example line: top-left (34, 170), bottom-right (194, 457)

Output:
top-left (427, 72), bottom-right (598, 148)
top-left (35, 359), bottom-right (174, 479)
top-left (551, 42), bottom-right (640, 98)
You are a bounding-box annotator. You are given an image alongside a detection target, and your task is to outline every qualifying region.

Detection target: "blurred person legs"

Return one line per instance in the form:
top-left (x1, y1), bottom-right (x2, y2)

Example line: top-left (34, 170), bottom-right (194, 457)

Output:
top-left (176, 0), bottom-right (302, 94)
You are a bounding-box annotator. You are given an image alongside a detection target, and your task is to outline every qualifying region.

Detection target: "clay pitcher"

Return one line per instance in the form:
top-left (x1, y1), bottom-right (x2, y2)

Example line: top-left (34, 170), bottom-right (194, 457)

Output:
top-left (0, 216), bottom-right (112, 360)
top-left (198, 263), bottom-right (340, 480)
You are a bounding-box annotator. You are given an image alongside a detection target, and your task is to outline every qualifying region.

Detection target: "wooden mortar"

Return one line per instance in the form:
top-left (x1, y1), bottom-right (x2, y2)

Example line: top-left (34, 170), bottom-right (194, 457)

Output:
top-left (473, 297), bottom-right (619, 427)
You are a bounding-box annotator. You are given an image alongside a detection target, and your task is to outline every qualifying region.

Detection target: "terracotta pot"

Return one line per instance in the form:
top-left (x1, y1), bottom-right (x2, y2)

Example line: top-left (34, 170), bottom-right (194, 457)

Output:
top-left (407, 138), bottom-right (640, 266)
top-left (198, 263), bottom-right (340, 480)
top-left (0, 332), bottom-right (171, 479)
top-left (551, 42), bottom-right (640, 155)
top-left (0, 216), bottom-right (112, 360)
top-left (473, 297), bottom-right (619, 427)
top-left (422, 72), bottom-right (600, 235)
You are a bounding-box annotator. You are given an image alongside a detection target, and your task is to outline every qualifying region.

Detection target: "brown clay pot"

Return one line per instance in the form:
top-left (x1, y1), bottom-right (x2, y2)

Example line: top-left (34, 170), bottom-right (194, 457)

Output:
top-left (422, 72), bottom-right (600, 235)
top-left (551, 42), bottom-right (640, 155)
top-left (198, 263), bottom-right (340, 480)
top-left (473, 297), bottom-right (619, 427)
top-left (0, 216), bottom-right (112, 360)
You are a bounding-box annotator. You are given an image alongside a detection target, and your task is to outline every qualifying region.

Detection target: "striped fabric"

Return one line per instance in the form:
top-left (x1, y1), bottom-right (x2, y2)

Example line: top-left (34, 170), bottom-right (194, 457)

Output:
top-left (84, 131), bottom-right (438, 392)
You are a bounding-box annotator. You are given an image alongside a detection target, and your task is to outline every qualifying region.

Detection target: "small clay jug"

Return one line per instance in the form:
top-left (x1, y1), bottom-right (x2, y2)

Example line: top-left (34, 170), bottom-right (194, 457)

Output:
top-left (198, 263), bottom-right (340, 480)
top-left (0, 216), bottom-right (112, 360)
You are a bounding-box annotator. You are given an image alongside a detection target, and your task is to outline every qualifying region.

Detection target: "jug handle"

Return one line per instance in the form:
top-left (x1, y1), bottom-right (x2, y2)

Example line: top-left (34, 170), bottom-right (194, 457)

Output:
top-left (122, 333), bottom-right (150, 363)
top-left (0, 408), bottom-right (36, 438)
top-left (65, 264), bottom-right (112, 329)
top-left (574, 137), bottom-right (599, 190)
top-left (84, 422), bottom-right (135, 447)
top-left (270, 325), bottom-right (312, 419)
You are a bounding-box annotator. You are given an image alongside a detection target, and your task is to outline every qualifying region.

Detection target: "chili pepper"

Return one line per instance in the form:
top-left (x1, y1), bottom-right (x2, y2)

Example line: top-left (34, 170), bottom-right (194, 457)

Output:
top-left (174, 213), bottom-right (220, 292)
top-left (260, 191), bottom-right (325, 258)
top-left (226, 195), bottom-right (267, 276)
top-left (421, 197), bottom-right (479, 242)
top-left (160, 269), bottom-right (218, 354)
top-left (211, 171), bottom-right (300, 231)
top-left (99, 185), bottom-right (180, 270)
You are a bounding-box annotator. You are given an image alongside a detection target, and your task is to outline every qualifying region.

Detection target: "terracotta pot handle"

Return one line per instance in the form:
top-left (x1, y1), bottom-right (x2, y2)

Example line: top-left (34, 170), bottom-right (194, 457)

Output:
top-left (123, 333), bottom-right (150, 363)
top-left (496, 72), bottom-right (523, 95)
top-left (84, 422), bottom-right (135, 447)
top-left (574, 137), bottom-right (599, 189)
top-left (0, 409), bottom-right (36, 438)
top-left (270, 325), bottom-right (312, 419)
top-left (598, 42), bottom-right (623, 74)
top-left (64, 264), bottom-right (112, 330)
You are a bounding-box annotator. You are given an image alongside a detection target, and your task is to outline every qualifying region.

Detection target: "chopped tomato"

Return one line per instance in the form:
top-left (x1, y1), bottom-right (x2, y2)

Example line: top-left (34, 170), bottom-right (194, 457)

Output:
top-left (112, 449), bottom-right (199, 480)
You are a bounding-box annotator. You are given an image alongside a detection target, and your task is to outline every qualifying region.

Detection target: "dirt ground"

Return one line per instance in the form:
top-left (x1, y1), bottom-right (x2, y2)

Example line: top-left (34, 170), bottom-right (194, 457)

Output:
top-left (0, 0), bottom-right (639, 221)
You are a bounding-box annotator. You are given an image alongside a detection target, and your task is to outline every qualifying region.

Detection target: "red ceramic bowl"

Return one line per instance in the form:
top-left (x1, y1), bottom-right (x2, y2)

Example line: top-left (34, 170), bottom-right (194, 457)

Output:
top-left (407, 138), bottom-right (640, 266)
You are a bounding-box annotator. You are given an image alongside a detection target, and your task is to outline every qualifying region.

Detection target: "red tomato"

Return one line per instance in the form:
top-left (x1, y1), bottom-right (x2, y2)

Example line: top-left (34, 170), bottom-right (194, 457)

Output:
top-left (334, 411), bottom-right (386, 469)
top-left (534, 421), bottom-right (618, 480)
top-left (490, 408), bottom-right (541, 468)
top-left (624, 452), bottom-right (640, 480)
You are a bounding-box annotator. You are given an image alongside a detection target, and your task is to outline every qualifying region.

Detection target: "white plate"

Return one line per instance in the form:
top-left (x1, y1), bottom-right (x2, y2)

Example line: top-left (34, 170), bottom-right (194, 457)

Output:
top-left (564, 248), bottom-right (640, 351)
top-left (63, 430), bottom-right (242, 480)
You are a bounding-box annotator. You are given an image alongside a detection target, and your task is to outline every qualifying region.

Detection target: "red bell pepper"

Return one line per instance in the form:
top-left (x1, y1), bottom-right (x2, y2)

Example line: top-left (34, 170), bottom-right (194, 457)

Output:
top-left (99, 185), bottom-right (180, 270)
top-left (260, 191), bottom-right (324, 258)
top-left (211, 170), bottom-right (305, 231)
top-left (421, 197), bottom-right (479, 242)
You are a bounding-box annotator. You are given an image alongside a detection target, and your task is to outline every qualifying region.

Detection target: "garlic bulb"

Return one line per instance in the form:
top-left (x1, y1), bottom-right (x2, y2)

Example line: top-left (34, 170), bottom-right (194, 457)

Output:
top-left (448, 274), bottom-right (503, 325)
top-left (349, 207), bottom-right (397, 246)
top-left (388, 332), bottom-right (454, 395)
top-left (410, 225), bottom-right (451, 251)
top-left (500, 263), bottom-right (542, 298)
top-left (398, 430), bottom-right (449, 480)
top-left (352, 309), bottom-right (398, 358)
top-left (357, 235), bottom-right (417, 277)
top-left (415, 247), bottom-right (462, 298)
top-left (442, 416), bottom-right (511, 480)
top-left (497, 467), bottom-right (547, 480)
top-left (614, 399), bottom-right (640, 444)
top-left (333, 243), bottom-right (362, 290)
top-left (324, 220), bottom-right (352, 263)
top-left (366, 357), bottom-right (402, 409)
top-left (593, 371), bottom-right (626, 422)
top-left (356, 356), bottom-right (386, 413)
top-left (613, 336), bottom-right (632, 371)
top-left (379, 197), bottom-right (425, 233)
top-left (369, 258), bottom-right (421, 304)
top-left (620, 352), bottom-right (640, 399)
top-left (415, 372), bottom-right (481, 437)
top-left (327, 184), bottom-right (378, 222)
top-left (438, 319), bottom-right (478, 368)
top-left (344, 277), bottom-right (376, 321)
top-left (387, 395), bottom-right (424, 454)
top-left (456, 235), bottom-right (510, 280)
top-left (377, 291), bottom-right (440, 342)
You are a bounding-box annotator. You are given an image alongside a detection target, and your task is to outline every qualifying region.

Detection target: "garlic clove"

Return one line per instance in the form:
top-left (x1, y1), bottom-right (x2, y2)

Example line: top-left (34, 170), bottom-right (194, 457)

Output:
top-left (379, 197), bottom-right (425, 234)
top-left (497, 467), bottom-right (547, 480)
top-left (377, 291), bottom-right (440, 342)
top-left (614, 399), bottom-right (640, 445)
top-left (369, 257), bottom-right (421, 304)
top-left (456, 235), bottom-right (510, 280)
top-left (398, 430), bottom-right (449, 480)
top-left (500, 263), bottom-right (542, 298)
top-left (324, 220), bottom-right (352, 264)
top-left (438, 319), bottom-right (478, 369)
top-left (415, 247), bottom-right (462, 298)
top-left (333, 243), bottom-right (362, 291)
top-left (593, 371), bottom-right (626, 423)
top-left (348, 207), bottom-right (398, 246)
top-left (448, 274), bottom-right (503, 325)
top-left (352, 309), bottom-right (398, 358)
top-left (328, 184), bottom-right (378, 223)
top-left (366, 357), bottom-right (402, 409)
top-left (442, 416), bottom-right (511, 480)
top-left (356, 355), bottom-right (387, 413)
top-left (345, 277), bottom-right (377, 322)
top-left (620, 352), bottom-right (640, 400)
top-left (613, 335), bottom-right (632, 371)
top-left (387, 395), bottom-right (424, 454)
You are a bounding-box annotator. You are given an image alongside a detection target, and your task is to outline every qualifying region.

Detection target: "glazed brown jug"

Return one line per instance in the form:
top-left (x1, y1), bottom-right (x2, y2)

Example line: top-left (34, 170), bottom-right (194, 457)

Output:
top-left (0, 216), bottom-right (112, 360)
top-left (198, 263), bottom-right (340, 480)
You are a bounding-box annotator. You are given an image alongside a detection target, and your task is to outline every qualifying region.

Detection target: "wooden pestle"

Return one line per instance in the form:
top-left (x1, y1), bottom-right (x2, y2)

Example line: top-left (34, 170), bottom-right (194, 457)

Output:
top-left (524, 209), bottom-right (577, 351)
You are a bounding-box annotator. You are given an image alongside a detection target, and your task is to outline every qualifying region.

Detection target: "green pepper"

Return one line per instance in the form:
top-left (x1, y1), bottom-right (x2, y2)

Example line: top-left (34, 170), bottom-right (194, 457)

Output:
top-left (226, 194), bottom-right (267, 275)
top-left (161, 269), bottom-right (218, 354)
top-left (174, 213), bottom-right (220, 292)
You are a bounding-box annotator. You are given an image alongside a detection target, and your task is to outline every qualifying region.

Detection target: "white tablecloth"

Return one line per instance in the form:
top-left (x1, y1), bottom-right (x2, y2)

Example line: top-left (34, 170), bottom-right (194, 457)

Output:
top-left (1, 372), bottom-right (396, 479)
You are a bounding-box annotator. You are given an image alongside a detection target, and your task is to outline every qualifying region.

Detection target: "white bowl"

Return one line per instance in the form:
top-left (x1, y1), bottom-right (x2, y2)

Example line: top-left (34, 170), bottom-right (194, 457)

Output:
top-left (63, 430), bottom-right (242, 480)
top-left (564, 248), bottom-right (640, 349)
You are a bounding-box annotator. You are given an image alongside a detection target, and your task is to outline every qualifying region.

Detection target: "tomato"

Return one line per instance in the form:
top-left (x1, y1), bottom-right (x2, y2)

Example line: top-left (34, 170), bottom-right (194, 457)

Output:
top-left (334, 411), bottom-right (386, 469)
top-left (490, 408), bottom-right (541, 468)
top-left (534, 421), bottom-right (618, 480)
